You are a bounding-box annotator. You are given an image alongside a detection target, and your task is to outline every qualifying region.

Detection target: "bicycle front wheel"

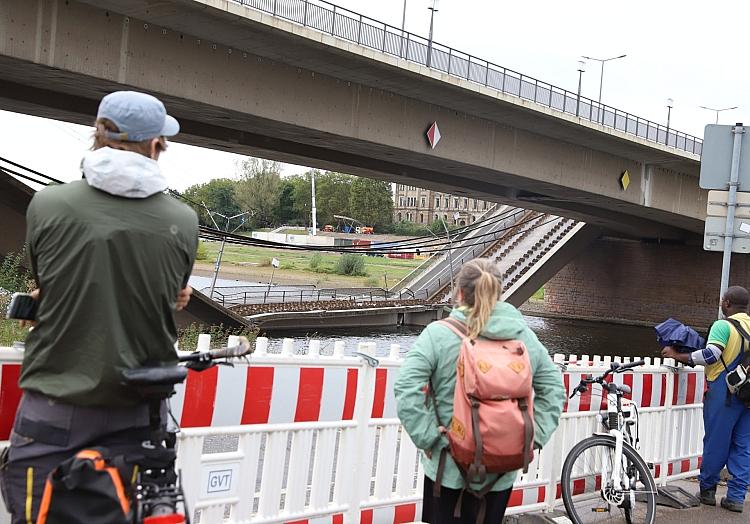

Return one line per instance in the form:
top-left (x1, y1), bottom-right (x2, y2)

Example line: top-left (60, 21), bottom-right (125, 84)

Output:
top-left (561, 435), bottom-right (656, 524)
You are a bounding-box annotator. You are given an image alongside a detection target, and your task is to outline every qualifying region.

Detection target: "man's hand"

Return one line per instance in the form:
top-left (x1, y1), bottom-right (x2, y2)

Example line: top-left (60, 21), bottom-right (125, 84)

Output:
top-left (175, 286), bottom-right (192, 311)
top-left (661, 345), bottom-right (691, 365)
top-left (18, 289), bottom-right (40, 329)
top-left (661, 345), bottom-right (680, 360)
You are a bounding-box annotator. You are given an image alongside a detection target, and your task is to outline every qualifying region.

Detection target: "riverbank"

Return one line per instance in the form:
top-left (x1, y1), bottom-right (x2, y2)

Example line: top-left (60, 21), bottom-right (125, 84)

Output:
top-left (195, 242), bottom-right (422, 289)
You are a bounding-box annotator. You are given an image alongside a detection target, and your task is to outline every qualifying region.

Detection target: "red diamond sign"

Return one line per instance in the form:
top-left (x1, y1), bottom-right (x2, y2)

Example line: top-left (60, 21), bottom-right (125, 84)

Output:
top-left (426, 121), bottom-right (441, 149)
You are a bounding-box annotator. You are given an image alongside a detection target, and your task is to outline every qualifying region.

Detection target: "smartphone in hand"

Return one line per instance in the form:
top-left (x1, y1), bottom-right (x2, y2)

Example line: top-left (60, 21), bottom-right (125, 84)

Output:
top-left (5, 292), bottom-right (38, 321)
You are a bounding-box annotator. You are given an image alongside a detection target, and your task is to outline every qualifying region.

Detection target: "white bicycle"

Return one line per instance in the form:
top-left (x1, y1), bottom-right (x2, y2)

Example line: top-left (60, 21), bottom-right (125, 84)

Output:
top-left (560, 360), bottom-right (657, 524)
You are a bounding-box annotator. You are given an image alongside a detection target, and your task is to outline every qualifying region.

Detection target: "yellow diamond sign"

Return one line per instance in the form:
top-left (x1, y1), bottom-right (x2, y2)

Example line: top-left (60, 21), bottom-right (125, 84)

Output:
top-left (620, 170), bottom-right (631, 191)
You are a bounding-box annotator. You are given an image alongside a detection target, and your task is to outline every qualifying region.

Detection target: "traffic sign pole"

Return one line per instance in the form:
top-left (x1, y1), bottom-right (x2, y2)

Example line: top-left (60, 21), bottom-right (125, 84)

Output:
top-left (719, 124), bottom-right (745, 318)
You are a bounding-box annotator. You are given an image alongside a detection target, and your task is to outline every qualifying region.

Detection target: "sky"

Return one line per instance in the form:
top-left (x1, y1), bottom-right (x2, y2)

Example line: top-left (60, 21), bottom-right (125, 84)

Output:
top-left (2, 0), bottom-right (748, 190)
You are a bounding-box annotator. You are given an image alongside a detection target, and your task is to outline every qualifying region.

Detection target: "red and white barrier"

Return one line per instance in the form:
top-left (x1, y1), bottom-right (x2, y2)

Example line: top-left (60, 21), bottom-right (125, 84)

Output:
top-left (0, 340), bottom-right (705, 524)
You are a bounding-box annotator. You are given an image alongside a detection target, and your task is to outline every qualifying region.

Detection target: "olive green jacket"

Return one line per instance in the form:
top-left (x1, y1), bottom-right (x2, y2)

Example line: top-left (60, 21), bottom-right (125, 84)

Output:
top-left (393, 303), bottom-right (565, 491)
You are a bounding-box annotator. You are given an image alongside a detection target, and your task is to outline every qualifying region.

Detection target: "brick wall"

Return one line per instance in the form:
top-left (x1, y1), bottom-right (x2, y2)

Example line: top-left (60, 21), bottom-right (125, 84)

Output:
top-left (544, 237), bottom-right (750, 328)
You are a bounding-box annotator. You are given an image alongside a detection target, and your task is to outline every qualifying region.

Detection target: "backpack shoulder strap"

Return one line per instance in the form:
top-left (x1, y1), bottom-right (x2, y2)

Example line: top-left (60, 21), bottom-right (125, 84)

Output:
top-left (727, 318), bottom-right (750, 367)
top-left (438, 317), bottom-right (470, 339)
top-left (727, 318), bottom-right (750, 342)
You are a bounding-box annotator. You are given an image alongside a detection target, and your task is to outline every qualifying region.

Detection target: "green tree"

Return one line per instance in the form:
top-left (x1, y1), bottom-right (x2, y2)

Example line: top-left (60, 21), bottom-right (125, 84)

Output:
top-left (181, 178), bottom-right (241, 227)
top-left (289, 173), bottom-right (312, 226)
top-left (315, 171), bottom-right (353, 226)
top-left (235, 159), bottom-right (282, 227)
top-left (349, 177), bottom-right (394, 231)
top-left (0, 251), bottom-right (32, 292)
top-left (275, 179), bottom-right (301, 225)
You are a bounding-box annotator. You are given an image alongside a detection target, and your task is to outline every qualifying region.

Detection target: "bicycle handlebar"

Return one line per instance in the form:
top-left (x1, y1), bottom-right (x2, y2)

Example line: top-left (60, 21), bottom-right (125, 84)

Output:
top-left (569, 360), bottom-right (646, 399)
top-left (618, 359), bottom-right (646, 371)
top-left (178, 336), bottom-right (252, 363)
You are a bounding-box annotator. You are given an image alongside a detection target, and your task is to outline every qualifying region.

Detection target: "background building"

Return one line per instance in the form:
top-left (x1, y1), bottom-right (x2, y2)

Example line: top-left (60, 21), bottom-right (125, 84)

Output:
top-left (393, 184), bottom-right (492, 226)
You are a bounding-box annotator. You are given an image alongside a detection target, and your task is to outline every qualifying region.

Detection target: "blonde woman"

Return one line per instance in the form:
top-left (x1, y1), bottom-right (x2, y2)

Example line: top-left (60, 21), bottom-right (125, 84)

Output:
top-left (395, 258), bottom-right (565, 523)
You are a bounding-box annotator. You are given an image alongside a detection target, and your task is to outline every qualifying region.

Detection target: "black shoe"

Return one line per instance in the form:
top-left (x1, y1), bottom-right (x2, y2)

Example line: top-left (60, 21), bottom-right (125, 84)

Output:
top-left (698, 488), bottom-right (716, 506)
top-left (721, 496), bottom-right (744, 513)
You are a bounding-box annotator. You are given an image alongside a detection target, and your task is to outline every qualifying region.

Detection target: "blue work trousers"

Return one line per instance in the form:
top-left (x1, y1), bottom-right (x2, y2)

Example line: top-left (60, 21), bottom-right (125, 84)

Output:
top-left (699, 373), bottom-right (750, 502)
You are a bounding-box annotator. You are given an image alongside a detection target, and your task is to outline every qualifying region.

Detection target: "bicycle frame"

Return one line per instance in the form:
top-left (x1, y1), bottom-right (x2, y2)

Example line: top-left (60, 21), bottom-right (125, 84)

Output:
top-left (600, 387), bottom-right (636, 495)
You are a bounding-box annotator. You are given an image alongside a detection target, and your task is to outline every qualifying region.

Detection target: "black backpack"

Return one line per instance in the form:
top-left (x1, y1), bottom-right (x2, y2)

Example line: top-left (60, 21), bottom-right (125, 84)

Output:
top-left (722, 319), bottom-right (750, 408)
top-left (36, 448), bottom-right (131, 524)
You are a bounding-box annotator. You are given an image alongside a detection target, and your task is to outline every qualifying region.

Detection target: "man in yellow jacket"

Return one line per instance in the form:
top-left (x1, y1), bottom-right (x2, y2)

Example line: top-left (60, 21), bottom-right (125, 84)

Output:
top-left (662, 285), bottom-right (750, 513)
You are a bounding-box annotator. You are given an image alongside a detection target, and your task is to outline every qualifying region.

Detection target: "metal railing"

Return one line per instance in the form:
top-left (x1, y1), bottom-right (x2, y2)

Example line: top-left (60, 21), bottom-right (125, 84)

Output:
top-left (212, 286), bottom-right (435, 307)
top-left (235, 0), bottom-right (702, 155)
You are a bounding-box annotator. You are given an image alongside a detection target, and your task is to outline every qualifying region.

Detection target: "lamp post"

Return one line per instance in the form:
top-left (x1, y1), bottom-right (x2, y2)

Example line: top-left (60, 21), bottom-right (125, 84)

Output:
top-left (576, 60), bottom-right (585, 117)
top-left (700, 105), bottom-right (739, 125)
top-left (205, 206), bottom-right (252, 300)
top-left (665, 98), bottom-right (674, 145)
top-left (440, 212), bottom-right (460, 300)
top-left (581, 54), bottom-right (626, 123)
top-left (426, 0), bottom-right (439, 68)
top-left (399, 0), bottom-right (407, 58)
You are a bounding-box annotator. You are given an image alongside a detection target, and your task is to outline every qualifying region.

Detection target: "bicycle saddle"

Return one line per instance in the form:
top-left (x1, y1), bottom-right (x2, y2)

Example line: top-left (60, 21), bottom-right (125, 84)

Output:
top-left (122, 366), bottom-right (187, 387)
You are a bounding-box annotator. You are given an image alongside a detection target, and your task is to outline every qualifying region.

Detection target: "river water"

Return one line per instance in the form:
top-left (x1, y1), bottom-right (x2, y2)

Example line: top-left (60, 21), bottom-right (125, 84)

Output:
top-left (264, 314), bottom-right (661, 358)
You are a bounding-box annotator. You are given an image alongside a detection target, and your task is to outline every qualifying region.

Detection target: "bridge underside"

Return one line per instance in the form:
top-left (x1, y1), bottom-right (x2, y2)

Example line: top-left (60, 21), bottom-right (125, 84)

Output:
top-left (0, 0), bottom-right (704, 241)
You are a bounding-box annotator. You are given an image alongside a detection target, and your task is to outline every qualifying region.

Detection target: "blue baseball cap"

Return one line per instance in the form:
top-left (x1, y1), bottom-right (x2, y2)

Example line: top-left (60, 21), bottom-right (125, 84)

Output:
top-left (96, 91), bottom-right (179, 142)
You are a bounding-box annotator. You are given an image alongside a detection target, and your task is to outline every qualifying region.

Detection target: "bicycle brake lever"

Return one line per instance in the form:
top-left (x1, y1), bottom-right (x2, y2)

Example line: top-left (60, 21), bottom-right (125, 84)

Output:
top-left (569, 383), bottom-right (588, 399)
top-left (353, 352), bottom-right (379, 367)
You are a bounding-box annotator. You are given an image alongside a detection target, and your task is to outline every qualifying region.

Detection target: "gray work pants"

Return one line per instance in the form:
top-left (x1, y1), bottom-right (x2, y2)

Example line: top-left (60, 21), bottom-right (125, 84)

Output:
top-left (0, 391), bottom-right (157, 524)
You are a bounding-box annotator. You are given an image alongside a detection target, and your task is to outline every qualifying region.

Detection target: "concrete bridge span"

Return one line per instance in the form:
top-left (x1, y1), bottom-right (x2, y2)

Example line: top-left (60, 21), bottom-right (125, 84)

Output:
top-left (0, 0), bottom-right (704, 240)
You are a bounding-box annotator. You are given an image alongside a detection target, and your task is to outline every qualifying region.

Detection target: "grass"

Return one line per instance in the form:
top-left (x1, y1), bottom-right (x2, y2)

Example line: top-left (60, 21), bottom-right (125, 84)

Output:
top-left (177, 323), bottom-right (257, 351)
top-left (531, 287), bottom-right (545, 300)
top-left (0, 296), bottom-right (29, 347)
top-left (0, 319), bottom-right (28, 347)
top-left (197, 241), bottom-right (422, 288)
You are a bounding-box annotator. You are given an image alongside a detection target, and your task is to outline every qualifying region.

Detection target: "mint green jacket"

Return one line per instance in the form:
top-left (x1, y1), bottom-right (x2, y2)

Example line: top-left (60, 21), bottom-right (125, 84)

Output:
top-left (393, 303), bottom-right (565, 491)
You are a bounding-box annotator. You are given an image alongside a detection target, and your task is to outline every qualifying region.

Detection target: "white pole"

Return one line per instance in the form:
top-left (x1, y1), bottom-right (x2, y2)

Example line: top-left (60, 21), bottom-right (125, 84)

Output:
top-left (311, 172), bottom-right (318, 236)
top-left (399, 0), bottom-right (407, 58)
top-left (718, 123), bottom-right (745, 318)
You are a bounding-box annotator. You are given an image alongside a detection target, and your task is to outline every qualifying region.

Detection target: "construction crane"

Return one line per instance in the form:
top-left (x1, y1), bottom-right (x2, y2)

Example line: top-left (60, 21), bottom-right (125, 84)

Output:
top-left (333, 214), bottom-right (373, 234)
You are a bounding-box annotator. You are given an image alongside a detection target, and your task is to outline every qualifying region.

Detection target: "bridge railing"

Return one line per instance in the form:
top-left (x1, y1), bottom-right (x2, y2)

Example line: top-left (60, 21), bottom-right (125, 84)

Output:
top-left (215, 286), bottom-right (435, 307)
top-left (236, 0), bottom-right (702, 155)
top-left (0, 340), bottom-right (704, 524)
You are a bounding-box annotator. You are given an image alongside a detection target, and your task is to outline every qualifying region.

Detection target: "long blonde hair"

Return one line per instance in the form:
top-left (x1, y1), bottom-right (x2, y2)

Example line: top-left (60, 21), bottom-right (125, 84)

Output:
top-left (456, 258), bottom-right (503, 338)
top-left (91, 118), bottom-right (167, 157)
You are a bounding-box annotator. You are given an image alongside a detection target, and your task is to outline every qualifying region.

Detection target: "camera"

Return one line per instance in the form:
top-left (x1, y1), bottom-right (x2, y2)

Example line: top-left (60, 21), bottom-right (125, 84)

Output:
top-left (5, 292), bottom-right (38, 321)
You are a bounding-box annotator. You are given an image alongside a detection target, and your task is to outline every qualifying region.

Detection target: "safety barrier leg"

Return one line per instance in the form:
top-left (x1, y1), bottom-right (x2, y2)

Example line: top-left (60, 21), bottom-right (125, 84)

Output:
top-left (542, 354), bottom-right (568, 512)
top-left (344, 342), bottom-right (378, 523)
top-left (658, 359), bottom-right (677, 487)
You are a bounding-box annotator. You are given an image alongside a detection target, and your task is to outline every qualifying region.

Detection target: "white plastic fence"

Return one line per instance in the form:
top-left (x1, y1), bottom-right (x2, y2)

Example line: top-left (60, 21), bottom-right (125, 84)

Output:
top-left (170, 338), bottom-right (705, 524)
top-left (0, 340), bottom-right (704, 524)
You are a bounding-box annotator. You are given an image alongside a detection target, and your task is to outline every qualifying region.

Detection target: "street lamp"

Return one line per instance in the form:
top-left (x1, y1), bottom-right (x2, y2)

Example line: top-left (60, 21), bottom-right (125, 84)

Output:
top-left (665, 98), bottom-right (674, 145)
top-left (205, 206), bottom-right (252, 299)
top-left (440, 211), bottom-right (460, 300)
top-left (700, 105), bottom-right (739, 125)
top-left (576, 60), bottom-right (585, 117)
top-left (426, 0), bottom-right (439, 68)
top-left (399, 0), bottom-right (408, 58)
top-left (311, 171), bottom-right (317, 236)
top-left (581, 54), bottom-right (626, 123)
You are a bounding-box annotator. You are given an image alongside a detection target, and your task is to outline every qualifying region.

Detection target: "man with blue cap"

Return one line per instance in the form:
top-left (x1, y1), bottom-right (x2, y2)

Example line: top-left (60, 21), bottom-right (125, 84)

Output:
top-left (0, 91), bottom-right (199, 523)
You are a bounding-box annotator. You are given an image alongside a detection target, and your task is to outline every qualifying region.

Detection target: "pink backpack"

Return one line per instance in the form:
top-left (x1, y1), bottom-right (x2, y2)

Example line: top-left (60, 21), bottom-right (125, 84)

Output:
top-left (433, 318), bottom-right (534, 502)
